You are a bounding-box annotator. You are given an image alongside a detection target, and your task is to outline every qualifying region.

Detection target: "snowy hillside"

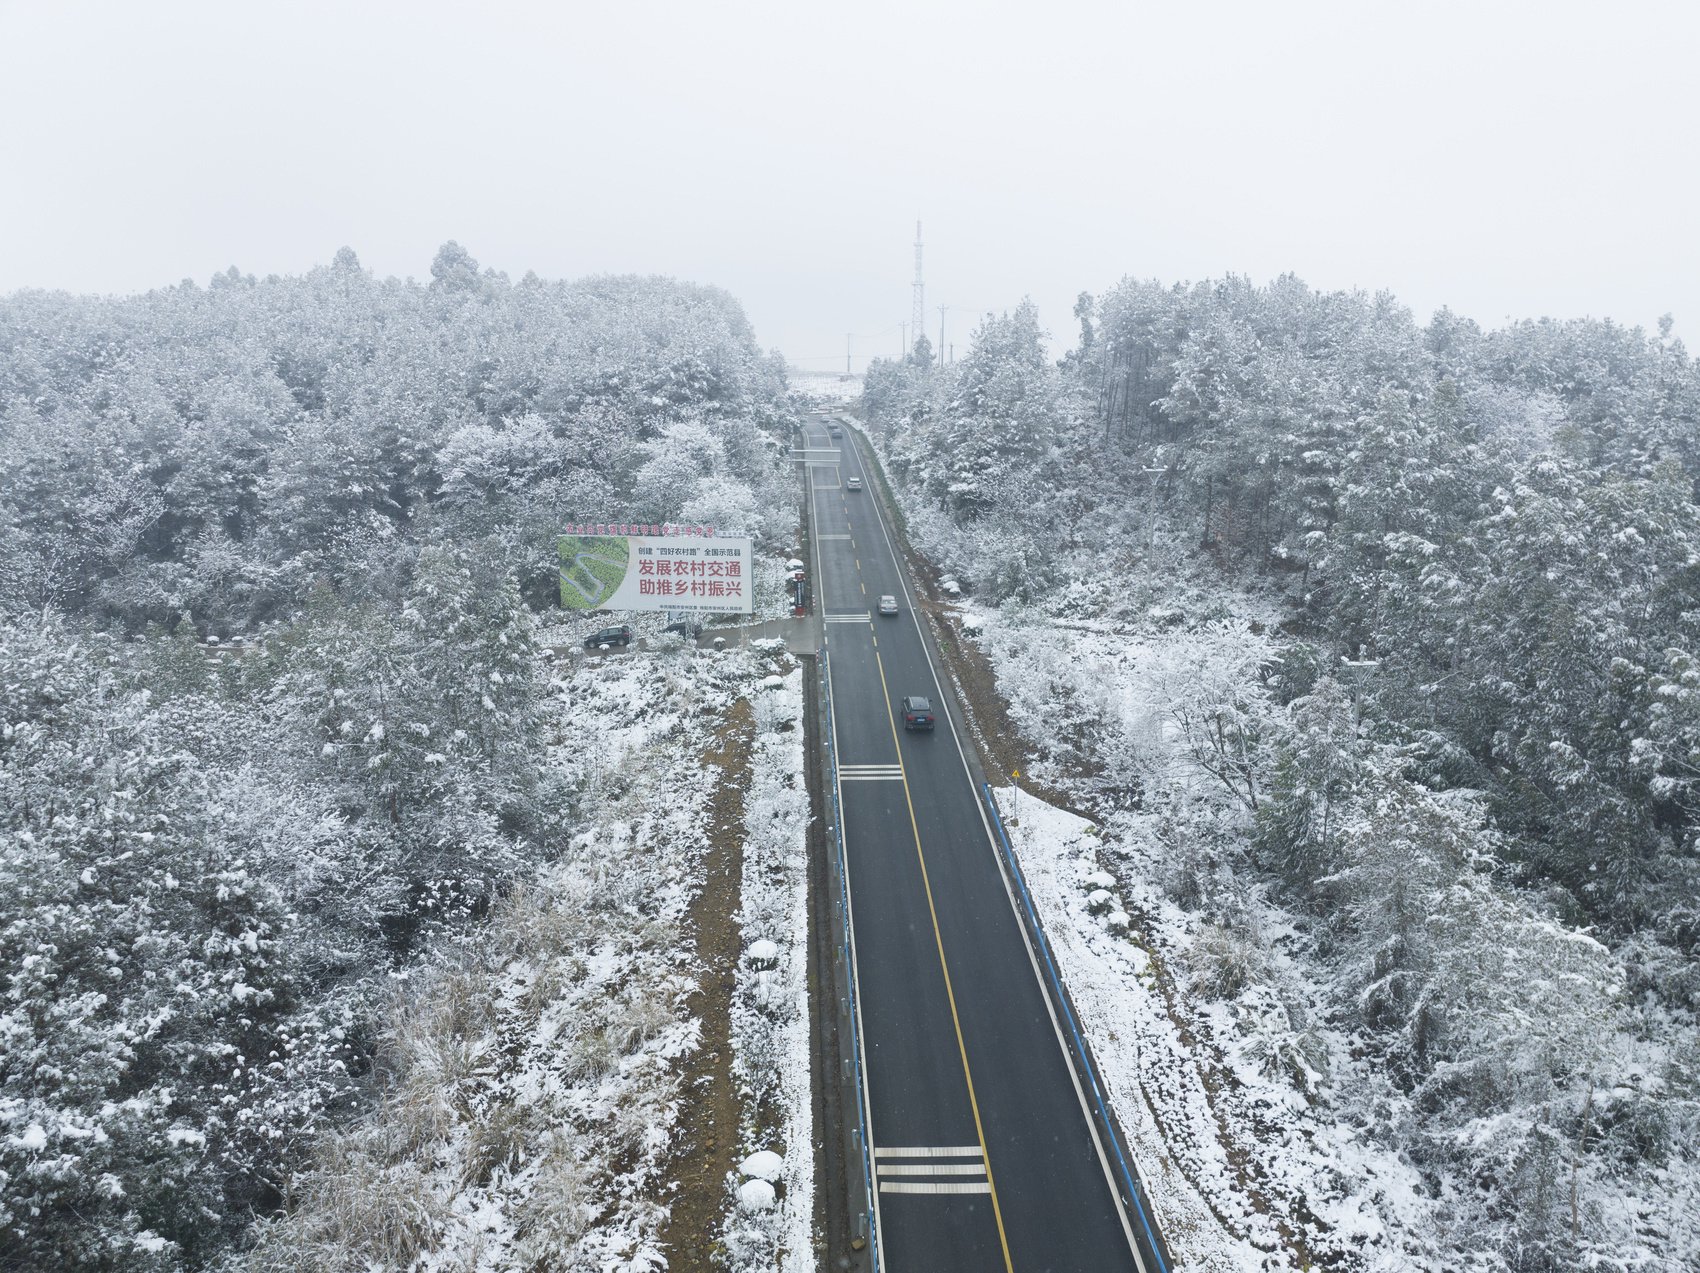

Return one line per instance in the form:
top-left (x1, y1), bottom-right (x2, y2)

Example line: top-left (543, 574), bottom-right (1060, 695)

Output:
top-left (243, 642), bottom-right (814, 1272)
top-left (0, 249), bottom-right (809, 1270)
top-left (859, 281), bottom-right (1700, 1272)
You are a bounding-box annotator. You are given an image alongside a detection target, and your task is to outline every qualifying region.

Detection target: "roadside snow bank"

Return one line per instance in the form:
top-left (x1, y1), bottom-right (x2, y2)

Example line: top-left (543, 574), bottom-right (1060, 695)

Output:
top-left (978, 608), bottom-right (1493, 1272)
top-left (720, 659), bottom-right (815, 1270)
top-left (991, 786), bottom-right (1270, 1271)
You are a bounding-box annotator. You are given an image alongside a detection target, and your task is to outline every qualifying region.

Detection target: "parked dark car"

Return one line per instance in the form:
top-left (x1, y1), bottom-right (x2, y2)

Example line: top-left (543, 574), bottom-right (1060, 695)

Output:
top-left (585, 624), bottom-right (633, 649)
top-left (900, 695), bottom-right (935, 731)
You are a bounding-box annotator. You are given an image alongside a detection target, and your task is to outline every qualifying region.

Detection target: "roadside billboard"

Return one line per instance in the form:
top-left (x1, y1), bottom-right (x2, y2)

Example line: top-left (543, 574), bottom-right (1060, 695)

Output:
top-left (558, 530), bottom-right (754, 615)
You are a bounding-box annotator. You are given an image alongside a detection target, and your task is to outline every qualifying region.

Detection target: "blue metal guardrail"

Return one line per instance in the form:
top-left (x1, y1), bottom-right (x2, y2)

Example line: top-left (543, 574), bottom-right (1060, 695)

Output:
top-left (981, 784), bottom-right (1170, 1273)
top-left (821, 650), bottom-right (880, 1267)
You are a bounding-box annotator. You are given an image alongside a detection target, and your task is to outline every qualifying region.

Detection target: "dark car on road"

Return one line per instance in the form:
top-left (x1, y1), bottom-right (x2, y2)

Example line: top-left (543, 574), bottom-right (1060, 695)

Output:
top-left (584, 624), bottom-right (633, 649)
top-left (900, 695), bottom-right (935, 731)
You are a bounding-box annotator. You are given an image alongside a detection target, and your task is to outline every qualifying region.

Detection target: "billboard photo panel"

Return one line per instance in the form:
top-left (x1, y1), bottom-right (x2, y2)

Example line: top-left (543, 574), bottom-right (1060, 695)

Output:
top-left (558, 534), bottom-right (755, 615)
top-left (558, 535), bottom-right (631, 609)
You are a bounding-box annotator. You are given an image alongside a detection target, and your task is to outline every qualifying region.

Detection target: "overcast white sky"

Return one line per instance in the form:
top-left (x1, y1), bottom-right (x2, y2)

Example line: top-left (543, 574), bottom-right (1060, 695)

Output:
top-left (2, 0), bottom-right (1695, 371)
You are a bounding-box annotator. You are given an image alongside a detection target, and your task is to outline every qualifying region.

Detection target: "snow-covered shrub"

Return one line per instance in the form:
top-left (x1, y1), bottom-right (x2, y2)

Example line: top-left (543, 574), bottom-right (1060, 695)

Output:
top-left (245, 1139), bottom-right (447, 1272)
top-left (1229, 985), bottom-right (1329, 1101)
top-left (606, 989), bottom-right (676, 1056)
top-left (1184, 920), bottom-right (1267, 1000)
top-left (514, 1133), bottom-right (592, 1261)
top-left (461, 1098), bottom-right (531, 1188)
top-left (247, 647), bottom-right (774, 1269)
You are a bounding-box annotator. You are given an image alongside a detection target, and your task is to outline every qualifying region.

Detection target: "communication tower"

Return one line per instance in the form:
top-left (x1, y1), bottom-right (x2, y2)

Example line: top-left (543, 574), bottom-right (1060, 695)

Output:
top-left (911, 220), bottom-right (925, 362)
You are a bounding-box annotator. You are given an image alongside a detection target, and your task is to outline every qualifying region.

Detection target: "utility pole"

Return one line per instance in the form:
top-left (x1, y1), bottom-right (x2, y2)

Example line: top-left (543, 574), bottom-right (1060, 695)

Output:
top-left (845, 333), bottom-right (852, 376)
top-left (900, 322), bottom-right (907, 358)
top-left (912, 220), bottom-right (925, 362)
top-left (1340, 648), bottom-right (1380, 734)
top-left (937, 306), bottom-right (946, 369)
top-left (1141, 464), bottom-right (1169, 548)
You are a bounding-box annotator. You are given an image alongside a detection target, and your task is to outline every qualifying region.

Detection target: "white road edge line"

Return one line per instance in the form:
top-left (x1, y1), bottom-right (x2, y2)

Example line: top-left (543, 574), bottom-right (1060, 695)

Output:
top-left (846, 420), bottom-right (1150, 1272)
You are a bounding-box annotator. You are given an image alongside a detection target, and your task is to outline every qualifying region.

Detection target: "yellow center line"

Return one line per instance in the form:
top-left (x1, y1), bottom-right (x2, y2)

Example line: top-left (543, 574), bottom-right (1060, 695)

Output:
top-left (871, 646), bottom-right (1015, 1273)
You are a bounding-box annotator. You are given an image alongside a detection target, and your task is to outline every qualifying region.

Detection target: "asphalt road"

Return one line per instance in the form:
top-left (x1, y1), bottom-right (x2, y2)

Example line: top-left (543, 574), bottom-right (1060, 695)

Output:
top-left (805, 418), bottom-right (1165, 1273)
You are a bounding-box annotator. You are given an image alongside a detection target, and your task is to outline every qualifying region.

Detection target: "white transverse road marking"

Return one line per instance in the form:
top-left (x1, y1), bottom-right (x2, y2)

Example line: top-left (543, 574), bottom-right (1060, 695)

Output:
top-left (839, 765), bottom-right (905, 782)
top-left (875, 1146), bottom-right (991, 1195)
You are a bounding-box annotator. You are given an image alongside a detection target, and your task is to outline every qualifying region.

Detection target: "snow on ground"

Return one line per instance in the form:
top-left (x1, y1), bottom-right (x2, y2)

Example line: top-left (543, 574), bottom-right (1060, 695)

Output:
top-left (991, 781), bottom-right (1434, 1271)
top-left (975, 597), bottom-right (1440, 1272)
top-left (720, 659), bottom-right (815, 1269)
top-left (425, 644), bottom-right (759, 1270)
top-left (788, 369), bottom-right (864, 403)
top-left (903, 560), bottom-right (1699, 1271)
top-left (991, 784), bottom-right (1268, 1271)
top-left (250, 641), bottom-right (813, 1271)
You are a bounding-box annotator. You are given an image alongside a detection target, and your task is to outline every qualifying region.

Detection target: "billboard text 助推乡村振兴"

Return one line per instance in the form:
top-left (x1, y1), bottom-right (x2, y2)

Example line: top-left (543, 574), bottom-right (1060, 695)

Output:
top-left (558, 532), bottom-right (754, 615)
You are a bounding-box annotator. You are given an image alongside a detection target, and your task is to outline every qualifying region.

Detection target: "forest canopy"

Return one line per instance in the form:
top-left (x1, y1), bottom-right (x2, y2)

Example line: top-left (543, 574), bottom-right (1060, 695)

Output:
top-left (862, 278), bottom-right (1700, 1271)
top-left (0, 245), bottom-right (792, 1269)
top-left (0, 243), bottom-right (791, 629)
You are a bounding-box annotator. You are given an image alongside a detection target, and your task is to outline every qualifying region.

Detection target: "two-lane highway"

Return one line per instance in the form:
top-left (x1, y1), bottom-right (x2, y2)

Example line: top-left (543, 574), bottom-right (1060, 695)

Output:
top-left (805, 417), bottom-right (1165, 1272)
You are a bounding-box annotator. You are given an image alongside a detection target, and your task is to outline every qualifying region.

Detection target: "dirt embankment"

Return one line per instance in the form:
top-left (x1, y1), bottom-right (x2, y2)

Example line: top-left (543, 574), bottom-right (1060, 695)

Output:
top-left (657, 698), bottom-right (753, 1264)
